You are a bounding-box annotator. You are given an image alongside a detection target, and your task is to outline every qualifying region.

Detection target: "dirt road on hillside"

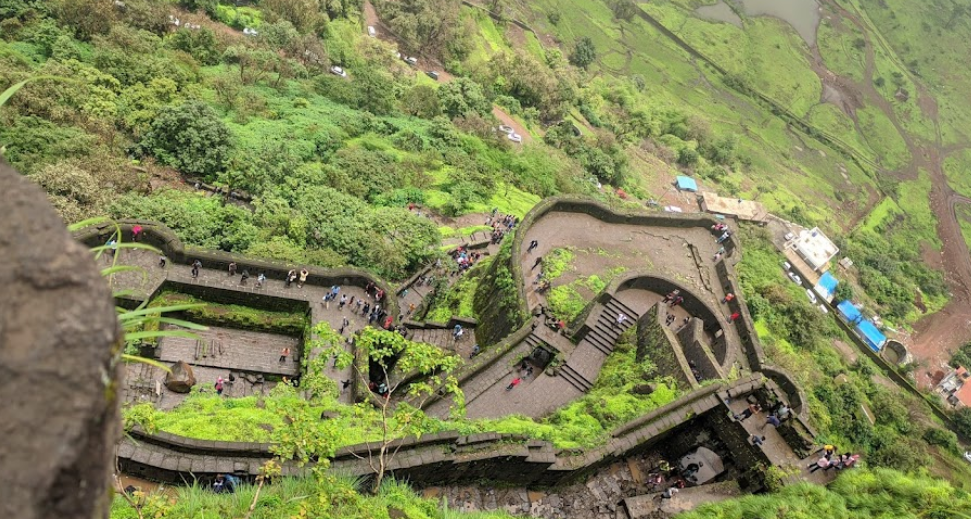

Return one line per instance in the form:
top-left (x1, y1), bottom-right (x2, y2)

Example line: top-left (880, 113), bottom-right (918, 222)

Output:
top-left (362, 1), bottom-right (531, 144)
top-left (819, 0), bottom-right (971, 385)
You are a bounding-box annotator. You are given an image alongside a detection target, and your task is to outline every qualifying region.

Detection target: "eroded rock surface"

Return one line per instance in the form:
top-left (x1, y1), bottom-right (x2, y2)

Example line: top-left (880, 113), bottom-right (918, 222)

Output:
top-left (0, 161), bottom-right (121, 519)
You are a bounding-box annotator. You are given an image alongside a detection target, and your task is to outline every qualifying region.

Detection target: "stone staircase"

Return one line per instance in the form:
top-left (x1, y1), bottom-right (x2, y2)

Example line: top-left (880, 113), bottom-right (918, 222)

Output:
top-left (555, 297), bottom-right (639, 393)
top-left (408, 327), bottom-right (457, 350)
top-left (585, 297), bottom-right (639, 355)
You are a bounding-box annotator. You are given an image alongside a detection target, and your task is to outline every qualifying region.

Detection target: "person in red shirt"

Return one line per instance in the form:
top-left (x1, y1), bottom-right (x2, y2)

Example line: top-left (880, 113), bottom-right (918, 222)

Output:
top-left (728, 312), bottom-right (740, 323)
top-left (722, 293), bottom-right (735, 304)
top-left (505, 378), bottom-right (522, 391)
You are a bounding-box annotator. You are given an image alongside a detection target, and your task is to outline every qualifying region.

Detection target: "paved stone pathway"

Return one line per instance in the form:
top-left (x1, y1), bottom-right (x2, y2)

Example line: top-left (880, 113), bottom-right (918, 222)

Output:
top-left (158, 326), bottom-right (300, 376)
top-left (726, 397), bottom-right (836, 487)
top-left (108, 248), bottom-right (381, 402)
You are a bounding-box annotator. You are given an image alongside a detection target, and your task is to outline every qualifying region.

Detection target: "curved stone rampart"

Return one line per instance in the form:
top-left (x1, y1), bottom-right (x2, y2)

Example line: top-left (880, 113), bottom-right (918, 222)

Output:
top-left (74, 220), bottom-right (400, 318)
top-left (117, 375), bottom-right (777, 488)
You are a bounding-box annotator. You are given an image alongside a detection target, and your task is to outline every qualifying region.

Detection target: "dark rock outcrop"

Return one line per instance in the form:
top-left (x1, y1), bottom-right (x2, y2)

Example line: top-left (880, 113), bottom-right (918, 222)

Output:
top-left (164, 361), bottom-right (197, 393)
top-left (0, 161), bottom-right (121, 519)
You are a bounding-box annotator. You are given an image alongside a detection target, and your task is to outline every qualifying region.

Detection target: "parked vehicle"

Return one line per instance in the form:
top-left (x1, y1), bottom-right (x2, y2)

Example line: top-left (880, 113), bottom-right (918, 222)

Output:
top-left (330, 66), bottom-right (347, 78)
top-left (507, 132), bottom-right (523, 143)
top-left (425, 70), bottom-right (439, 80)
top-left (367, 26), bottom-right (376, 37)
top-left (498, 125), bottom-right (514, 135)
top-left (787, 272), bottom-right (802, 285)
top-left (818, 304), bottom-right (829, 314)
top-left (403, 56), bottom-right (418, 66)
top-left (806, 289), bottom-right (818, 305)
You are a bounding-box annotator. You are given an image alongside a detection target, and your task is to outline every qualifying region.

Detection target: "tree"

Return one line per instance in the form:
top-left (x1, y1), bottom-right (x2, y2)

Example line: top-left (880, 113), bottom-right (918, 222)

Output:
top-left (569, 36), bottom-right (596, 69)
top-left (834, 280), bottom-right (853, 303)
top-left (140, 101), bottom-right (233, 178)
top-left (400, 84), bottom-right (441, 119)
top-left (324, 326), bottom-right (463, 493)
top-left (437, 77), bottom-right (490, 118)
top-left (610, 0), bottom-right (637, 21)
top-left (377, 0), bottom-right (463, 58)
top-left (53, 0), bottom-right (115, 40)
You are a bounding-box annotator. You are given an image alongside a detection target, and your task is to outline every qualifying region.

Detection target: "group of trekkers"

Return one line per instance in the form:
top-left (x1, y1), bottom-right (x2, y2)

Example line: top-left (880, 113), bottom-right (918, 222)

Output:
top-left (487, 209), bottom-right (518, 244)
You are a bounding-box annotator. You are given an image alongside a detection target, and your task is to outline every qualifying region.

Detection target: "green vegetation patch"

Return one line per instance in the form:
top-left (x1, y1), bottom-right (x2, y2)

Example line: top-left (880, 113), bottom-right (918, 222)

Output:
top-left (678, 468), bottom-right (971, 518)
top-left (151, 291), bottom-right (308, 336)
top-left (111, 475), bottom-right (515, 519)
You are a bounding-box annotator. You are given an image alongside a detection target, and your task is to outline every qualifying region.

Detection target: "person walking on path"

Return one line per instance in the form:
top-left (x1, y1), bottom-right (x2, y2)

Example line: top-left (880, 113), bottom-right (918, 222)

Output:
top-left (716, 231), bottom-right (731, 244)
top-left (159, 254), bottom-right (167, 268)
top-left (761, 414), bottom-right (781, 430)
top-left (734, 402), bottom-right (761, 421)
top-left (240, 269), bottom-right (249, 285)
top-left (215, 377), bottom-right (225, 396)
top-left (298, 268), bottom-right (309, 288)
top-left (339, 294), bottom-right (348, 311)
top-left (532, 256), bottom-right (543, 270)
top-left (131, 224), bottom-right (143, 242)
top-left (279, 347), bottom-right (290, 363)
top-left (527, 239), bottom-right (539, 253)
top-left (339, 316), bottom-right (349, 334)
top-left (722, 293), bottom-right (735, 304)
top-left (615, 313), bottom-right (628, 328)
top-left (286, 269), bottom-right (296, 288)
top-left (453, 324), bottom-right (463, 339)
top-left (505, 377), bottom-right (522, 391)
top-left (256, 272), bottom-right (266, 288)
top-left (728, 312), bottom-right (740, 323)
top-left (341, 379), bottom-right (351, 394)
top-left (191, 260), bottom-right (201, 278)
top-left (656, 486), bottom-right (680, 508)
top-left (750, 435), bottom-right (766, 447)
top-left (228, 262), bottom-right (237, 276)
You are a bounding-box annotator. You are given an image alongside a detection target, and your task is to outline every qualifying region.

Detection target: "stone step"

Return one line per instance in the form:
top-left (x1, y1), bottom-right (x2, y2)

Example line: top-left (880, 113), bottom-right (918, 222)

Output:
top-left (585, 328), bottom-right (617, 355)
top-left (604, 297), bottom-right (638, 319)
top-left (559, 363), bottom-right (593, 392)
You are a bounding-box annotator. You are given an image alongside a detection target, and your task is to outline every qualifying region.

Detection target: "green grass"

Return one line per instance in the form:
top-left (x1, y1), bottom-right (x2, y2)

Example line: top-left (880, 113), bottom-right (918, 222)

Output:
top-left (856, 105), bottom-right (911, 171)
top-left (110, 475), bottom-right (516, 519)
top-left (816, 14), bottom-right (867, 83)
top-left (677, 468), bottom-right (971, 519)
top-left (541, 247), bottom-right (576, 280)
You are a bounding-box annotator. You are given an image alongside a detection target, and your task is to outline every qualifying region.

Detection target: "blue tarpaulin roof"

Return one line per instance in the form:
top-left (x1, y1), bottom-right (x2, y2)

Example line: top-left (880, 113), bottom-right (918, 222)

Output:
top-left (814, 272), bottom-right (838, 301)
top-left (837, 300), bottom-right (861, 323)
top-left (856, 320), bottom-right (887, 352)
top-left (676, 176), bottom-right (698, 192)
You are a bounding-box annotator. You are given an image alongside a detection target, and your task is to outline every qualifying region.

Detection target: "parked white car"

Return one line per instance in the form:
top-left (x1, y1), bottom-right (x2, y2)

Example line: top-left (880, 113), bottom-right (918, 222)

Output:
top-left (367, 26), bottom-right (376, 37)
top-left (964, 451), bottom-right (971, 464)
top-left (787, 271), bottom-right (802, 285)
top-left (403, 56), bottom-right (418, 66)
top-left (818, 304), bottom-right (829, 314)
top-left (330, 66), bottom-right (347, 78)
top-left (498, 124), bottom-right (515, 135)
top-left (805, 289), bottom-right (818, 305)
top-left (507, 132), bottom-right (523, 143)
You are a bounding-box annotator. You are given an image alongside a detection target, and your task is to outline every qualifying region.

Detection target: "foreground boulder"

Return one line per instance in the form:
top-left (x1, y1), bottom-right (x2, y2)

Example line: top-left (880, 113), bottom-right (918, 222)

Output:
top-left (164, 361), bottom-right (197, 393)
top-left (0, 161), bottom-right (121, 519)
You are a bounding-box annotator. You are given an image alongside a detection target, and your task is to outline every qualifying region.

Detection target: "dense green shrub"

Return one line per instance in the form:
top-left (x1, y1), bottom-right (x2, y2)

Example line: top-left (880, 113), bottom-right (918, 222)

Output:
top-left (139, 100), bottom-right (234, 178)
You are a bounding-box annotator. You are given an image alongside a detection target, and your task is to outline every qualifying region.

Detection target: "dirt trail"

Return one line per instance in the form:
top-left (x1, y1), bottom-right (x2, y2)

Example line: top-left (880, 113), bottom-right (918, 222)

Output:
top-left (362, 1), bottom-right (531, 144)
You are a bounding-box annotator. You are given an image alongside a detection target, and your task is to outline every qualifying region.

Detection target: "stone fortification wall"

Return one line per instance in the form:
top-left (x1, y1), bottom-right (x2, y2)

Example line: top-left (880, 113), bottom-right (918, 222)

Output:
top-left (677, 319), bottom-right (724, 381)
top-left (117, 376), bottom-right (773, 488)
top-left (74, 220), bottom-right (400, 318)
top-left (636, 306), bottom-right (695, 389)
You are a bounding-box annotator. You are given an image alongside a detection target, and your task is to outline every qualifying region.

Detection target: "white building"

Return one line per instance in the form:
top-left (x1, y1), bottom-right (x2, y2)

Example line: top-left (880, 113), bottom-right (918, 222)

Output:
top-left (791, 227), bottom-right (839, 272)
